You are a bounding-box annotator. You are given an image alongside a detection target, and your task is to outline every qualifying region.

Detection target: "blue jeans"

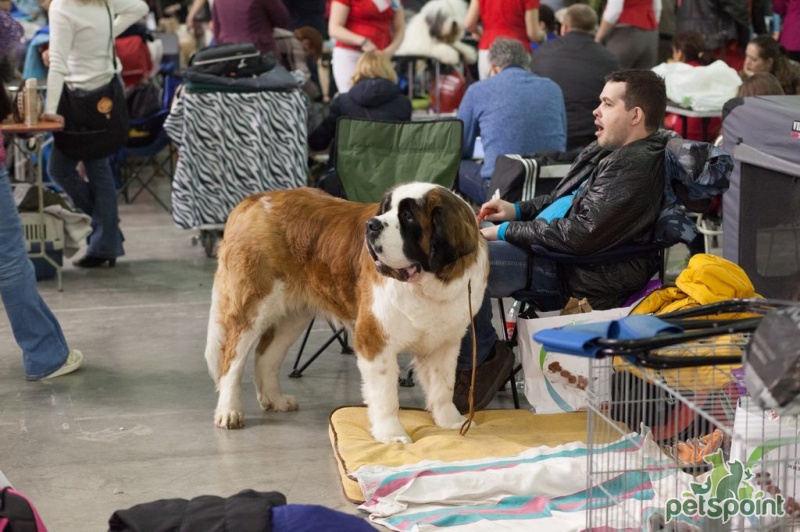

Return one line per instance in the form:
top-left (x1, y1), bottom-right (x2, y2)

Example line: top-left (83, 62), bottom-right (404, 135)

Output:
top-left (48, 147), bottom-right (124, 259)
top-left (0, 166), bottom-right (69, 379)
top-left (457, 240), bottom-right (564, 370)
top-left (458, 159), bottom-right (488, 205)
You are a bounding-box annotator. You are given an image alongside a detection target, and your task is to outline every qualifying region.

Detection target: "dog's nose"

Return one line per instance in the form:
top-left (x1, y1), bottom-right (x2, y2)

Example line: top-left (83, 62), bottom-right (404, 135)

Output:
top-left (366, 218), bottom-right (384, 234)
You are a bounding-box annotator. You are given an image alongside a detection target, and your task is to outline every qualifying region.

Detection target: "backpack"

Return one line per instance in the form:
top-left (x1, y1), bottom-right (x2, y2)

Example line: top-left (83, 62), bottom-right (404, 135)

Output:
top-left (0, 487), bottom-right (48, 531)
top-left (125, 82), bottom-right (162, 120)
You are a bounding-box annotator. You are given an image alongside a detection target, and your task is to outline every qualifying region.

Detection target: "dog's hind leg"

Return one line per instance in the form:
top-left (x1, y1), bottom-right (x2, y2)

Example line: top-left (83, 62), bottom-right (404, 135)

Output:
top-left (253, 312), bottom-right (311, 412)
top-left (414, 341), bottom-right (471, 430)
top-left (213, 323), bottom-right (261, 429)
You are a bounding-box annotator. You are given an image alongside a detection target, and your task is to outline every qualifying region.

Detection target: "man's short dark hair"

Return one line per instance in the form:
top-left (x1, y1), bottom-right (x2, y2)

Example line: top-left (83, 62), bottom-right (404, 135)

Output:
top-left (488, 38), bottom-right (531, 70)
top-left (605, 69), bottom-right (667, 132)
top-left (564, 4), bottom-right (598, 33)
top-left (539, 5), bottom-right (556, 34)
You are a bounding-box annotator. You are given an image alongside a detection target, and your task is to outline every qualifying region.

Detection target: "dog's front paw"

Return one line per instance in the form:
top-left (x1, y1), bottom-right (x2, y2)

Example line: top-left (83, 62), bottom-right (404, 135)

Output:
top-left (432, 403), bottom-right (476, 430)
top-left (446, 417), bottom-right (476, 431)
top-left (371, 420), bottom-right (412, 444)
top-left (258, 393), bottom-right (298, 412)
top-left (214, 409), bottom-right (245, 429)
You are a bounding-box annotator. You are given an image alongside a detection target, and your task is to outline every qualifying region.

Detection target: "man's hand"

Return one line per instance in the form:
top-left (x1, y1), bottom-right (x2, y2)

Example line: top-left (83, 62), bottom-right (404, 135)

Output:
top-left (477, 199), bottom-right (516, 222)
top-left (480, 224), bottom-right (500, 241)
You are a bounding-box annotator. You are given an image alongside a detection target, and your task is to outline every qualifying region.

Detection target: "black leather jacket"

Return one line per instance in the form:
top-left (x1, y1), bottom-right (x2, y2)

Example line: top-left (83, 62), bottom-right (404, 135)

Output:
top-left (504, 132), bottom-right (669, 309)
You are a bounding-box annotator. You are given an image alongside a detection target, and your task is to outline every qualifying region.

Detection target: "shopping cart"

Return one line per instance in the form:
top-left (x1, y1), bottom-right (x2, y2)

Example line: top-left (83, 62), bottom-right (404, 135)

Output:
top-left (574, 298), bottom-right (800, 531)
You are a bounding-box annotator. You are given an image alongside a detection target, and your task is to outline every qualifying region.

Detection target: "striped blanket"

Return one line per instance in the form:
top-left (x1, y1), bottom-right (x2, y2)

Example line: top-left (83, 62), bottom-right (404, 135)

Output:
top-left (356, 432), bottom-right (696, 531)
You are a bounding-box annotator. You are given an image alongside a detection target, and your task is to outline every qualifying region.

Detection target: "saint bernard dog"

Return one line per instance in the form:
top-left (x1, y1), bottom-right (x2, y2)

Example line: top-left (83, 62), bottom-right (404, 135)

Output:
top-left (205, 183), bottom-right (489, 444)
top-left (395, 0), bottom-right (477, 65)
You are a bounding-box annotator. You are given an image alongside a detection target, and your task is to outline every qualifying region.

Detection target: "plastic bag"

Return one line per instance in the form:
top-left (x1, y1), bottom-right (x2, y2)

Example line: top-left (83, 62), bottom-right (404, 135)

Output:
top-left (653, 60), bottom-right (742, 111)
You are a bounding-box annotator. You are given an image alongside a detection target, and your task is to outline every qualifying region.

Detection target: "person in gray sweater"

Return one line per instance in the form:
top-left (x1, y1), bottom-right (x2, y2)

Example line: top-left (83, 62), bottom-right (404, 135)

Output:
top-left (531, 4), bottom-right (620, 151)
top-left (457, 38), bottom-right (567, 205)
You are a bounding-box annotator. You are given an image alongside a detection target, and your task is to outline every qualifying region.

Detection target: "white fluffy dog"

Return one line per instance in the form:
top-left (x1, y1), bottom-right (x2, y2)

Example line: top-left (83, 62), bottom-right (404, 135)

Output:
top-left (396, 0), bottom-right (477, 65)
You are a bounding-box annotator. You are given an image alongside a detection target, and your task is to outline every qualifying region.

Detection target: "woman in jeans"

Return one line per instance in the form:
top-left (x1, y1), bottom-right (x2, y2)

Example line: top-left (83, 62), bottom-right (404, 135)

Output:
top-left (0, 11), bottom-right (83, 379)
top-left (41, 0), bottom-right (148, 268)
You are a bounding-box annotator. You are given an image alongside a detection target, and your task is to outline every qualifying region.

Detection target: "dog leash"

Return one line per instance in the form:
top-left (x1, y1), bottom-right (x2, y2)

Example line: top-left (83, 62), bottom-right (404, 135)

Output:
top-left (460, 280), bottom-right (477, 436)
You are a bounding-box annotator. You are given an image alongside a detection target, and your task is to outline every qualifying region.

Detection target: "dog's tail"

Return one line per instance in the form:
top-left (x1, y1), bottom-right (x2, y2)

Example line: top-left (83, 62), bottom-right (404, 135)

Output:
top-left (205, 290), bottom-right (224, 388)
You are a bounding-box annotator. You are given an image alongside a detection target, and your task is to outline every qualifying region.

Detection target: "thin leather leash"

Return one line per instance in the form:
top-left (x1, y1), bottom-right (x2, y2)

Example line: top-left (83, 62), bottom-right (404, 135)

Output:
top-left (460, 280), bottom-right (476, 436)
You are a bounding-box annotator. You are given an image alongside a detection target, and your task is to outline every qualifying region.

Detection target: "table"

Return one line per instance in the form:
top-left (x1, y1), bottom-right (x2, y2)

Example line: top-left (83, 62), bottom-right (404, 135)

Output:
top-left (665, 104), bottom-right (723, 142)
top-left (0, 121), bottom-right (65, 290)
top-left (394, 54), bottom-right (444, 114)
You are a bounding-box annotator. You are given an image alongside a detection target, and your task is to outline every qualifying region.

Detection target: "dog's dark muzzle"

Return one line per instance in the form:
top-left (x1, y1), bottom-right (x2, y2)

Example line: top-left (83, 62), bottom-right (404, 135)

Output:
top-left (366, 217), bottom-right (385, 251)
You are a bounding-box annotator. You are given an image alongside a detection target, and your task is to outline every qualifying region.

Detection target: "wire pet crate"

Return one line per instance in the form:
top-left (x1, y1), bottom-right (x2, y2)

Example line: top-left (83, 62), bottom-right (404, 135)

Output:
top-left (581, 299), bottom-right (800, 531)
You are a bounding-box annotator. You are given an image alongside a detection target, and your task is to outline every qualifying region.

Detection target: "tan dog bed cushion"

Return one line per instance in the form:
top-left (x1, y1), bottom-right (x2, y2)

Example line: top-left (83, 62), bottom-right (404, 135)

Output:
top-left (328, 406), bottom-right (616, 503)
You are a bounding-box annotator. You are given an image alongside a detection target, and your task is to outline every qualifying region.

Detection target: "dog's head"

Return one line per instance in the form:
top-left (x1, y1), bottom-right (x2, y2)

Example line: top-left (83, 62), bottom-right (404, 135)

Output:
top-left (366, 183), bottom-right (481, 283)
top-left (422, 0), bottom-right (466, 44)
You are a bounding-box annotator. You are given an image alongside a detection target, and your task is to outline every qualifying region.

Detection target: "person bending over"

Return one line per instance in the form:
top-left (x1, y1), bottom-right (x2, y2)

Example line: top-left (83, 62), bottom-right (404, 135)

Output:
top-left (454, 69), bottom-right (669, 413)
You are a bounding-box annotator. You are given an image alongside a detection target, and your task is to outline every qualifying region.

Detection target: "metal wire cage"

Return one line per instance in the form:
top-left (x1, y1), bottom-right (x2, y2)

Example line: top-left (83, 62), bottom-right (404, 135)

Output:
top-left (582, 299), bottom-right (800, 531)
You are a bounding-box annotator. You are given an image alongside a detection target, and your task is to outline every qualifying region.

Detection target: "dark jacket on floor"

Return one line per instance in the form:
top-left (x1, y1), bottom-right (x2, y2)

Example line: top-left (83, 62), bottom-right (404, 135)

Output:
top-left (505, 132), bottom-right (668, 309)
top-left (308, 77), bottom-right (412, 156)
top-left (108, 489), bottom-right (285, 531)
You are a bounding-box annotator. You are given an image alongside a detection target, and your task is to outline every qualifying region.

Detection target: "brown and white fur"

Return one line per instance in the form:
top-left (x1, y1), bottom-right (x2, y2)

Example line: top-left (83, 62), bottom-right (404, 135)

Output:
top-left (205, 183), bottom-right (488, 444)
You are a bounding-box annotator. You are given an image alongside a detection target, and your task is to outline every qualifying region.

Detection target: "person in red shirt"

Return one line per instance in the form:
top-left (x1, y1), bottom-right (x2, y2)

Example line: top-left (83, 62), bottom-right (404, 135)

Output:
top-left (465, 0), bottom-right (543, 79)
top-left (596, 0), bottom-right (661, 69)
top-left (329, 0), bottom-right (405, 93)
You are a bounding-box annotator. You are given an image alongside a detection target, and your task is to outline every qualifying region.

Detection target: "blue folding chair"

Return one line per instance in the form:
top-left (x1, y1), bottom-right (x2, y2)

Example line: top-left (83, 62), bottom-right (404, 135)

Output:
top-left (114, 74), bottom-right (182, 211)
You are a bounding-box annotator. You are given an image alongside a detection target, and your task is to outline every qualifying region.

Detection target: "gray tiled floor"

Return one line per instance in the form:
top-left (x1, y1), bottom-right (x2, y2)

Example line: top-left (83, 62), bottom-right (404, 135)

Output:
top-left (0, 180), bottom-right (520, 531)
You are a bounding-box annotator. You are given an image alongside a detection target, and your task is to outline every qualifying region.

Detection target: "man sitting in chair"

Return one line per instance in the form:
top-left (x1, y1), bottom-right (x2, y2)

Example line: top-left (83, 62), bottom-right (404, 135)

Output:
top-left (457, 38), bottom-right (567, 205)
top-left (455, 69), bottom-right (669, 413)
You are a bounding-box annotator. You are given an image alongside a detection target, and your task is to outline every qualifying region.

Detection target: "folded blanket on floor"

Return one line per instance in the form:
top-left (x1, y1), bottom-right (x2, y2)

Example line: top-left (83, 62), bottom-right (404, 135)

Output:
top-left (355, 430), bottom-right (696, 531)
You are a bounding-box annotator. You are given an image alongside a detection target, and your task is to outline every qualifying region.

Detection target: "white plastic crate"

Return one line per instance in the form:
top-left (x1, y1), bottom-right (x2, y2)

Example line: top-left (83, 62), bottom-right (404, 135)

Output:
top-left (20, 212), bottom-right (64, 252)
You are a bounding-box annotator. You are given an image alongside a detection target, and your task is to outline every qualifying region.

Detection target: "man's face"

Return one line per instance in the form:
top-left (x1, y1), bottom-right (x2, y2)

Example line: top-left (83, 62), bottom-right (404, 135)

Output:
top-left (593, 81), bottom-right (636, 148)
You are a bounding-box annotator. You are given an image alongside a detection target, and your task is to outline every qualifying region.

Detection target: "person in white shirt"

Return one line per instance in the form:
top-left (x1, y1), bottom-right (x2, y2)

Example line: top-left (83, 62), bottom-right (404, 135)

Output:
top-left (41, 0), bottom-right (148, 268)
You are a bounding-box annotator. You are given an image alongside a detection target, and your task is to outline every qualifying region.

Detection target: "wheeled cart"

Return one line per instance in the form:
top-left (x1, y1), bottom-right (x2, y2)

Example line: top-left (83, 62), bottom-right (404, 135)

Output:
top-left (541, 299), bottom-right (800, 530)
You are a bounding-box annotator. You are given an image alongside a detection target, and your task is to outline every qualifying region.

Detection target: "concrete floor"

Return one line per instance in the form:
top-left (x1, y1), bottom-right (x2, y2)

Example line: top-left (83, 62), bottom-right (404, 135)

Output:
top-left (0, 180), bottom-right (521, 531)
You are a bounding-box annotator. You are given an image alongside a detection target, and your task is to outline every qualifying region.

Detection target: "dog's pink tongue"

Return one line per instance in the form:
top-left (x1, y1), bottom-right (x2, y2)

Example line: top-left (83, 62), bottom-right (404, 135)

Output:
top-left (405, 265), bottom-right (420, 283)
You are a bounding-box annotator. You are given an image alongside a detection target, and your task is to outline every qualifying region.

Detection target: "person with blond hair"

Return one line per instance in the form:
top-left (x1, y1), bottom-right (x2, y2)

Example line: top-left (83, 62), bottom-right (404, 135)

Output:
top-left (308, 50), bottom-right (411, 195)
top-left (309, 51), bottom-right (410, 153)
top-left (41, 0), bottom-right (148, 268)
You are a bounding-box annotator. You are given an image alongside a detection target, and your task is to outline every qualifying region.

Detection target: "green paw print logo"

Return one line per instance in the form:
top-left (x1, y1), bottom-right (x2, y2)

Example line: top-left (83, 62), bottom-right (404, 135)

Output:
top-left (666, 449), bottom-right (785, 524)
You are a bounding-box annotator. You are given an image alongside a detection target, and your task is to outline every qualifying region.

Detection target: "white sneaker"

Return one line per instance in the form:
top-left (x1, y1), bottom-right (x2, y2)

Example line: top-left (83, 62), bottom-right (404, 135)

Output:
top-left (40, 349), bottom-right (84, 380)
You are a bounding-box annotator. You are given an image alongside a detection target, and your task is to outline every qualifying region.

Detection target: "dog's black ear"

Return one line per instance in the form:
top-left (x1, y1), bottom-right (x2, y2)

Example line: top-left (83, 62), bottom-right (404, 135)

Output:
top-left (428, 200), bottom-right (478, 277)
top-left (426, 10), bottom-right (447, 40)
top-left (376, 191), bottom-right (393, 216)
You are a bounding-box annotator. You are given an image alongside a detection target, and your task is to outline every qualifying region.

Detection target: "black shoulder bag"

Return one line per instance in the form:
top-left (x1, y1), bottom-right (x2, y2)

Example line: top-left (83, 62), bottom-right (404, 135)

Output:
top-left (52, 2), bottom-right (129, 160)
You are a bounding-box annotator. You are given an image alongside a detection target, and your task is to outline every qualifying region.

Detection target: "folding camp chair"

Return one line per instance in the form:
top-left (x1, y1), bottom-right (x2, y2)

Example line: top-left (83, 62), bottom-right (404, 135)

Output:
top-left (289, 117), bottom-right (464, 380)
top-left (114, 74), bottom-right (182, 211)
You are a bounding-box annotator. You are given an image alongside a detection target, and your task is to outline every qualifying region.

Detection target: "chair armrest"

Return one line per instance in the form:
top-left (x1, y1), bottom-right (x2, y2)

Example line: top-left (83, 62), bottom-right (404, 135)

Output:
top-left (530, 242), bottom-right (663, 265)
